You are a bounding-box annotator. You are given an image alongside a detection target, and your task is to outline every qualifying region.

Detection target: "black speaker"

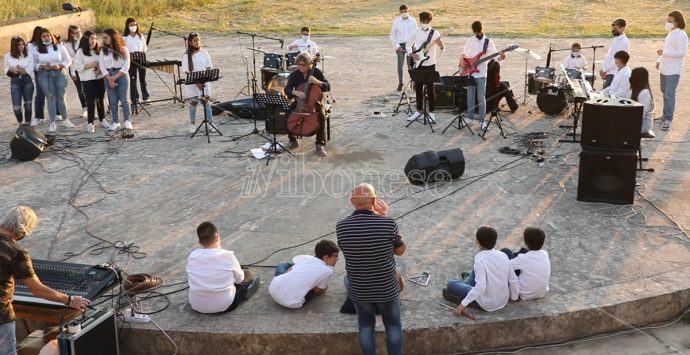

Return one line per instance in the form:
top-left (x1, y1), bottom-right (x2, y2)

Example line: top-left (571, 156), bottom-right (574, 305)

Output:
top-left (433, 83), bottom-right (455, 109)
top-left (10, 126), bottom-right (46, 161)
top-left (582, 98), bottom-right (643, 151)
top-left (265, 106), bottom-right (289, 134)
top-left (404, 148), bottom-right (465, 184)
top-left (577, 149), bottom-right (637, 205)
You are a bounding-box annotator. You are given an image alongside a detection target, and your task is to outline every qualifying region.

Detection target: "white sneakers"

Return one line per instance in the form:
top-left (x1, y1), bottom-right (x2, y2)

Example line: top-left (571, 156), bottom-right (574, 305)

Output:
top-left (48, 122), bottom-right (57, 132)
top-left (480, 121), bottom-right (490, 131)
top-left (56, 115), bottom-right (63, 121)
top-left (100, 120), bottom-right (110, 129)
top-left (85, 123), bottom-right (95, 133)
top-left (109, 122), bottom-right (121, 131)
top-left (123, 120), bottom-right (133, 129)
top-left (189, 124), bottom-right (196, 134)
top-left (30, 118), bottom-right (40, 127)
top-left (80, 108), bottom-right (87, 118)
top-left (407, 112), bottom-right (422, 122)
top-left (61, 119), bottom-right (75, 128)
top-left (428, 112), bottom-right (436, 124)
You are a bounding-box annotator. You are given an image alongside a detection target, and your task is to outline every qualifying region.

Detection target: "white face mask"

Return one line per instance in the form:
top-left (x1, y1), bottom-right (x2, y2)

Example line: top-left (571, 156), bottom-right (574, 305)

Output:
top-left (572, 51), bottom-right (580, 57)
top-left (129, 26), bottom-right (138, 34)
top-left (665, 22), bottom-right (674, 31)
top-left (301, 35), bottom-right (309, 42)
top-left (420, 23), bottom-right (430, 31)
top-left (42, 40), bottom-right (52, 45)
top-left (401, 12), bottom-right (409, 19)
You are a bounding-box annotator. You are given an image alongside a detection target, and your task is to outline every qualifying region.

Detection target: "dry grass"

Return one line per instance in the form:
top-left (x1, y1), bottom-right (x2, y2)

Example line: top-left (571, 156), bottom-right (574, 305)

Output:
top-left (2, 0), bottom-right (688, 37)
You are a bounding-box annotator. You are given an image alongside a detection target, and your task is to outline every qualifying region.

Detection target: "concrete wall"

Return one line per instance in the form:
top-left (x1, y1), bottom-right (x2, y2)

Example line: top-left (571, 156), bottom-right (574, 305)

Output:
top-left (0, 10), bottom-right (96, 54)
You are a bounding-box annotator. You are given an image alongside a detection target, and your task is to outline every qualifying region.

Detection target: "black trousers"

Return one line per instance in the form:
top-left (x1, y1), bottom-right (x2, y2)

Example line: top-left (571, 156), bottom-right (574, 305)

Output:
top-left (128, 63), bottom-right (149, 102)
top-left (82, 79), bottom-right (105, 123)
top-left (414, 64), bottom-right (436, 112)
top-left (71, 72), bottom-right (87, 108)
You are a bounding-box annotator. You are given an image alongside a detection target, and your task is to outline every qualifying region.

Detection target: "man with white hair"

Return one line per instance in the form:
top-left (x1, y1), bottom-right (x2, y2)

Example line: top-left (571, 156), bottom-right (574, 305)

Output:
top-left (0, 206), bottom-right (91, 355)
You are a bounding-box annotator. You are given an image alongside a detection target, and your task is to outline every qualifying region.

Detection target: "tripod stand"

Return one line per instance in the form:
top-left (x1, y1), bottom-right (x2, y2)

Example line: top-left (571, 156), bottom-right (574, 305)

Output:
top-left (254, 93), bottom-right (294, 156)
top-left (393, 80), bottom-right (414, 116)
top-left (129, 51), bottom-right (152, 117)
top-left (405, 69), bottom-right (439, 132)
top-left (188, 69), bottom-right (222, 143)
top-left (479, 105), bottom-right (507, 140)
top-left (442, 75), bottom-right (476, 135)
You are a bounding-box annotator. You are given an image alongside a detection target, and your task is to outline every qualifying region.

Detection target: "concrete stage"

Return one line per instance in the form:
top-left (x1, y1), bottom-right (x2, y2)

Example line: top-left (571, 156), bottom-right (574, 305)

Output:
top-left (1, 35), bottom-right (689, 354)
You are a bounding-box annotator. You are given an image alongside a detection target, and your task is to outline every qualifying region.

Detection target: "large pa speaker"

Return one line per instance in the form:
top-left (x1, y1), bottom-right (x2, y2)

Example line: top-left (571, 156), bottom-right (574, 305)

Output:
top-left (577, 149), bottom-right (637, 205)
top-left (10, 125), bottom-right (46, 161)
top-left (404, 148), bottom-right (465, 184)
top-left (582, 98), bottom-right (643, 151)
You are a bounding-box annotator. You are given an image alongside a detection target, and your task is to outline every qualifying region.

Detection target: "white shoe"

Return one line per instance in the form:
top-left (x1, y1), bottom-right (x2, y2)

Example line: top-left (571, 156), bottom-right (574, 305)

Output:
top-left (463, 118), bottom-right (473, 126)
top-left (189, 124), bottom-right (196, 133)
top-left (80, 108), bottom-right (88, 118)
top-left (56, 115), bottom-right (63, 121)
top-left (100, 120), bottom-right (110, 129)
top-left (86, 123), bottom-right (95, 133)
top-left (123, 120), bottom-right (133, 129)
top-left (61, 119), bottom-right (75, 128)
top-left (428, 112), bottom-right (436, 124)
top-left (109, 122), bottom-right (120, 131)
top-left (480, 121), bottom-right (490, 131)
top-left (407, 111), bottom-right (422, 122)
top-left (30, 118), bottom-right (40, 127)
top-left (575, 126), bottom-right (582, 135)
top-left (48, 122), bottom-right (57, 132)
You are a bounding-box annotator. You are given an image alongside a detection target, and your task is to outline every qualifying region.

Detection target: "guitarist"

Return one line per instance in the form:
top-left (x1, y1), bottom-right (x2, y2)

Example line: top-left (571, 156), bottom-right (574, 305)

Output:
top-left (406, 10), bottom-right (444, 124)
top-left (285, 52), bottom-right (331, 156)
top-left (460, 21), bottom-right (505, 131)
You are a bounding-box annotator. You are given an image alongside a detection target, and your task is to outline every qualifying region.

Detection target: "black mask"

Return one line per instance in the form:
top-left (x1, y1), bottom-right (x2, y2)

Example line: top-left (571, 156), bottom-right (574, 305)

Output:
top-left (476, 34), bottom-right (483, 40)
top-left (612, 30), bottom-right (621, 37)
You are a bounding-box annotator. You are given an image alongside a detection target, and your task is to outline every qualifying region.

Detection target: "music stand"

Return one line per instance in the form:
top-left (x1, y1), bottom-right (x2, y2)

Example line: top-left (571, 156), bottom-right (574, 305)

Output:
top-left (254, 93), bottom-right (294, 156)
top-left (129, 51), bottom-right (152, 117)
top-left (442, 76), bottom-right (476, 135)
top-left (406, 69), bottom-right (439, 132)
top-left (187, 69), bottom-right (222, 143)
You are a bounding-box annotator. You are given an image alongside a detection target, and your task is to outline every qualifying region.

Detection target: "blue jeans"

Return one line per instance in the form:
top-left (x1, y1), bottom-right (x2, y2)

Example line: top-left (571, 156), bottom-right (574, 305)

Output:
top-left (105, 69), bottom-right (131, 123)
top-left (396, 49), bottom-right (406, 84)
top-left (274, 261), bottom-right (294, 276)
top-left (603, 74), bottom-right (614, 89)
top-left (352, 298), bottom-right (403, 355)
top-left (447, 271), bottom-right (476, 301)
top-left (10, 75), bottom-right (34, 123)
top-left (0, 321), bottom-right (17, 355)
top-left (660, 74), bottom-right (680, 121)
top-left (189, 99), bottom-right (213, 124)
top-left (36, 70), bottom-right (68, 123)
top-left (466, 77), bottom-right (487, 122)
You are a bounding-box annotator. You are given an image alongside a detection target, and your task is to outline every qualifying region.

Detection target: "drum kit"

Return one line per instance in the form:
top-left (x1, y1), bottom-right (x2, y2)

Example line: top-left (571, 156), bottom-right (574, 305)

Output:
top-left (256, 50), bottom-right (300, 96)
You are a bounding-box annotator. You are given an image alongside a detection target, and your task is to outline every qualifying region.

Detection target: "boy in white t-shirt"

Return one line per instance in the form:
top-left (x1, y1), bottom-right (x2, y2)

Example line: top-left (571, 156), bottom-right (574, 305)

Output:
top-left (268, 240), bottom-right (339, 308)
top-left (186, 221), bottom-right (259, 314)
top-left (501, 227), bottom-right (551, 301)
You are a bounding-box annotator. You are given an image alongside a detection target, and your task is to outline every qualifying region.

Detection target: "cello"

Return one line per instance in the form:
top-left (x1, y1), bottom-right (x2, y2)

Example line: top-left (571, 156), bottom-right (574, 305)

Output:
top-left (286, 55), bottom-right (322, 137)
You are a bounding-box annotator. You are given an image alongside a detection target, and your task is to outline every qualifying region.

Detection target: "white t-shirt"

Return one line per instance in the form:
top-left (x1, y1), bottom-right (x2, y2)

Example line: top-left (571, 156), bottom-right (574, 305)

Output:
top-left (186, 247), bottom-right (244, 313)
top-left (289, 38), bottom-right (318, 57)
top-left (268, 256), bottom-right (333, 308)
top-left (601, 65), bottom-right (631, 98)
top-left (124, 34), bottom-right (148, 53)
top-left (181, 49), bottom-right (213, 98)
top-left (510, 250), bottom-right (550, 301)
top-left (4, 52), bottom-right (35, 79)
top-left (406, 27), bottom-right (441, 67)
top-left (658, 28), bottom-right (689, 76)
top-left (562, 53), bottom-right (588, 70)
top-left (462, 35), bottom-right (498, 78)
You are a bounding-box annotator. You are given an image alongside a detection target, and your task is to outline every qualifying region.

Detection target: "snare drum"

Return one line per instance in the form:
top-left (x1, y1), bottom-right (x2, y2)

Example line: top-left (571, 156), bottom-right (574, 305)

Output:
top-left (537, 85), bottom-right (567, 115)
top-left (565, 68), bottom-right (583, 80)
top-left (534, 66), bottom-right (556, 83)
top-left (262, 53), bottom-right (284, 73)
top-left (528, 70), bottom-right (549, 95)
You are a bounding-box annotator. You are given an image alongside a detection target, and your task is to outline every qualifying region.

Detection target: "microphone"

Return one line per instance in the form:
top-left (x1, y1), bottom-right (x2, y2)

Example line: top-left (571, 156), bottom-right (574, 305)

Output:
top-left (546, 44), bottom-right (552, 68)
top-left (146, 22), bottom-right (154, 46)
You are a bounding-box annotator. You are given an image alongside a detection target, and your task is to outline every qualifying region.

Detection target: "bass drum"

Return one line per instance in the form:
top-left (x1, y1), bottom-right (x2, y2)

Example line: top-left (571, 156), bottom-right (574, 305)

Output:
top-left (537, 86), bottom-right (567, 115)
top-left (266, 72), bottom-right (290, 96)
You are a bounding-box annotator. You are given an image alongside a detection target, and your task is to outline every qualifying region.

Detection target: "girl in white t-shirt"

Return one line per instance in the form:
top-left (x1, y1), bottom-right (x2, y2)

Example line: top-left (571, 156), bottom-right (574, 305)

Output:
top-left (34, 27), bottom-right (74, 132)
top-left (181, 33), bottom-right (213, 133)
top-left (123, 18), bottom-right (150, 104)
top-left (4, 36), bottom-right (34, 125)
top-left (65, 25), bottom-right (87, 118)
top-left (629, 67), bottom-right (655, 138)
top-left (72, 31), bottom-right (107, 132)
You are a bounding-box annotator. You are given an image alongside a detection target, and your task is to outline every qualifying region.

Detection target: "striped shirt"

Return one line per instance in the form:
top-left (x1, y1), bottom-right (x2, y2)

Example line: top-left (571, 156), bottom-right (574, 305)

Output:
top-left (336, 209), bottom-right (400, 302)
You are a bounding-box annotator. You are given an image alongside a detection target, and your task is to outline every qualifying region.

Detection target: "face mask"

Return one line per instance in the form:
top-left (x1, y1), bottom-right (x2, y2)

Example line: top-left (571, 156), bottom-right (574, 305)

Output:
top-left (420, 23), bottom-right (430, 31)
top-left (301, 35), bottom-right (309, 42)
top-left (401, 12), bottom-right (409, 19)
top-left (476, 34), bottom-right (483, 40)
top-left (42, 40), bottom-right (52, 45)
top-left (129, 26), bottom-right (138, 33)
top-left (666, 22), bottom-right (674, 31)
top-left (572, 51), bottom-right (580, 57)
top-left (612, 30), bottom-right (620, 37)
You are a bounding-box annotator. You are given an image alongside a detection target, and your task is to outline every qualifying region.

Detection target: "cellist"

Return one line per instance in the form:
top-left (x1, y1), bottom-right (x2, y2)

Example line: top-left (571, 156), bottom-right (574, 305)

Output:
top-left (285, 52), bottom-right (331, 156)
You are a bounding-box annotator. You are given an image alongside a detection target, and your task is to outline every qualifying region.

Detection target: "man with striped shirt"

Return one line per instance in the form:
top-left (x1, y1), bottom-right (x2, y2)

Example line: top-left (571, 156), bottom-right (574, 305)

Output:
top-left (336, 183), bottom-right (407, 355)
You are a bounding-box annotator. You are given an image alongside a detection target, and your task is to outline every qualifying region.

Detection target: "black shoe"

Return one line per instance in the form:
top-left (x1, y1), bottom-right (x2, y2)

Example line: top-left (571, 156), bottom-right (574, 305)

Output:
top-left (397, 83), bottom-right (403, 91)
top-left (288, 140), bottom-right (300, 149)
top-left (340, 297), bottom-right (357, 314)
top-left (442, 288), bottom-right (461, 305)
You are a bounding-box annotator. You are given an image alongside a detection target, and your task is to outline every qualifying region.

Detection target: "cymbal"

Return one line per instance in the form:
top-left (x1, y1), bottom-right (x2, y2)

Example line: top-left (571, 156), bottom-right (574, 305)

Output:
top-left (514, 48), bottom-right (542, 60)
top-left (321, 55), bottom-right (336, 59)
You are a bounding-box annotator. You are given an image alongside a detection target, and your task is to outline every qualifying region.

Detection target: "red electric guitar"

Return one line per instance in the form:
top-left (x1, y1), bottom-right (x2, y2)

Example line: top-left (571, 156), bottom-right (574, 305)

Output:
top-left (461, 44), bottom-right (519, 76)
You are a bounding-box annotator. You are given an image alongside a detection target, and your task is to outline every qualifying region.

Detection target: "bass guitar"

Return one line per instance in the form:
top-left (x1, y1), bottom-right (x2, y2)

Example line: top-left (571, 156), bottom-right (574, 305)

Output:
top-left (460, 44), bottom-right (519, 76)
top-left (410, 27), bottom-right (454, 69)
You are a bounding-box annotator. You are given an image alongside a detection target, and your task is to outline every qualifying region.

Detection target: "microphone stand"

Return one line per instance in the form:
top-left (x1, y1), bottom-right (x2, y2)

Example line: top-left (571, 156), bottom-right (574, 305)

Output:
top-left (232, 31), bottom-right (282, 142)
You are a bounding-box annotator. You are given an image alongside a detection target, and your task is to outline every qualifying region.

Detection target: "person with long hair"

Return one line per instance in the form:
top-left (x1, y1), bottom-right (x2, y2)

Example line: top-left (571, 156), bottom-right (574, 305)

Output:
top-left (34, 27), bottom-right (74, 132)
top-left (656, 10), bottom-right (688, 131)
top-left (98, 28), bottom-right (132, 131)
top-left (4, 36), bottom-right (34, 125)
top-left (73, 31), bottom-right (107, 133)
top-left (629, 67), bottom-right (656, 138)
top-left (123, 18), bottom-right (150, 105)
top-left (65, 25), bottom-right (87, 119)
top-left (28, 26), bottom-right (46, 126)
top-left (181, 32), bottom-right (213, 134)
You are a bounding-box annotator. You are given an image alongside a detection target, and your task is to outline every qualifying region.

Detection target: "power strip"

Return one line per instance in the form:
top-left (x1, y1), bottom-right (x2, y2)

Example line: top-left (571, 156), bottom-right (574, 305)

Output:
top-left (123, 309), bottom-right (151, 323)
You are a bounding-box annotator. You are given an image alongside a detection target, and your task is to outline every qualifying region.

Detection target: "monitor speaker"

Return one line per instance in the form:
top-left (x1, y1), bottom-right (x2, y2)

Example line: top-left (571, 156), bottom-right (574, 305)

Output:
top-left (10, 125), bottom-right (46, 161)
top-left (404, 148), bottom-right (465, 184)
top-left (582, 98), bottom-right (643, 151)
top-left (577, 149), bottom-right (637, 205)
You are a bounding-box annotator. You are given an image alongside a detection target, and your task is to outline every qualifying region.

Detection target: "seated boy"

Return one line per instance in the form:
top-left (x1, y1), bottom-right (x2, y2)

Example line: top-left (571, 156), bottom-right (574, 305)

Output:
top-left (269, 240), bottom-right (339, 308)
top-left (501, 227), bottom-right (550, 301)
top-left (186, 221), bottom-right (259, 313)
top-left (443, 225), bottom-right (518, 316)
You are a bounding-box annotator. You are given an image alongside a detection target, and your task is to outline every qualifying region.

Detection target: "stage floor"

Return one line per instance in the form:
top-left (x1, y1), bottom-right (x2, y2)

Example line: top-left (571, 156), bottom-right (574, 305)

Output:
top-left (1, 35), bottom-right (689, 354)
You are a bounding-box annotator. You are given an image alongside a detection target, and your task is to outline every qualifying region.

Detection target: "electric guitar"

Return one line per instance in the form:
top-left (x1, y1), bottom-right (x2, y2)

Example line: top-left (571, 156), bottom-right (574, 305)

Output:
top-left (410, 27), bottom-right (454, 69)
top-left (461, 44), bottom-right (519, 76)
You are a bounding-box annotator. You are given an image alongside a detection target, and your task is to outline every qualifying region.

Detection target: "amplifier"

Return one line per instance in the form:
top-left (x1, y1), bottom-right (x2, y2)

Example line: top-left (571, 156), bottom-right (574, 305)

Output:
top-left (58, 310), bottom-right (119, 355)
top-left (433, 83), bottom-right (455, 109)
